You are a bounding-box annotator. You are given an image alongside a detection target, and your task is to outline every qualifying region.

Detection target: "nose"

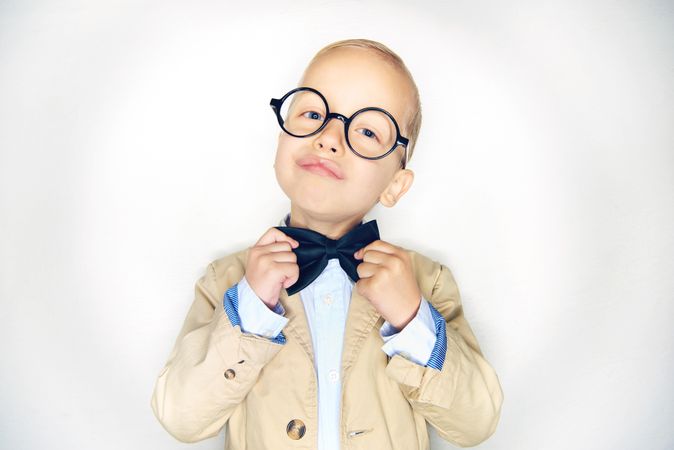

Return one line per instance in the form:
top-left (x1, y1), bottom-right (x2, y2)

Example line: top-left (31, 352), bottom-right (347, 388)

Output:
top-left (313, 115), bottom-right (347, 156)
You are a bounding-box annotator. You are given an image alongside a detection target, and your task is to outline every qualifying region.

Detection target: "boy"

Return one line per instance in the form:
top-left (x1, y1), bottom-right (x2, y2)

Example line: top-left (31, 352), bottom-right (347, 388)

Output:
top-left (151, 39), bottom-right (503, 450)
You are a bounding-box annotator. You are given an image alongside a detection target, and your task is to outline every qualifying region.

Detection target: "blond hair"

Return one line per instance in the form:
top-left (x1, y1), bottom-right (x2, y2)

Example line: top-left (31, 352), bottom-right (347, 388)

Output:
top-left (307, 39), bottom-right (422, 167)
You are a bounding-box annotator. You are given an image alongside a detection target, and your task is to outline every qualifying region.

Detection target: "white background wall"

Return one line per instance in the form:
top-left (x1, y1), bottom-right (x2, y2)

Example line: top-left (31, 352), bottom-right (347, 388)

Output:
top-left (1, 1), bottom-right (672, 449)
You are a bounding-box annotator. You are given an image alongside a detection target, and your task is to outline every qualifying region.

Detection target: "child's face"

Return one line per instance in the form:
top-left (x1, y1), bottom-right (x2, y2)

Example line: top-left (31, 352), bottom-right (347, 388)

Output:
top-left (274, 46), bottom-right (415, 225)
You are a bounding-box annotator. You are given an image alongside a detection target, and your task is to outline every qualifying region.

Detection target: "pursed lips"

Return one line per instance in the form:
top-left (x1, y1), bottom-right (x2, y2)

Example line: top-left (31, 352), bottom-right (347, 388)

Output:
top-left (296, 156), bottom-right (344, 180)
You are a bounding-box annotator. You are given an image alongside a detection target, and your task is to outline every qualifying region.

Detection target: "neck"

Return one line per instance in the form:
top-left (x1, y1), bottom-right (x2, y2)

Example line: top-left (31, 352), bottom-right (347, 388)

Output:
top-left (287, 205), bottom-right (365, 240)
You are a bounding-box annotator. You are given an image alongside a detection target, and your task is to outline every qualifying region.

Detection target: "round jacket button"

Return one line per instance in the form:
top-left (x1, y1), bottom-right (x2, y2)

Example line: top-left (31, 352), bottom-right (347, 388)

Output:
top-left (224, 369), bottom-right (236, 379)
top-left (286, 419), bottom-right (306, 440)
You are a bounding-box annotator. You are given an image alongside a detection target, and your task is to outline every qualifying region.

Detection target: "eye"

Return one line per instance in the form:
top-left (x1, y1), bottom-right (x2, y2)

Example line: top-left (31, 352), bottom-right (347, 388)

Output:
top-left (356, 128), bottom-right (379, 141)
top-left (302, 111), bottom-right (324, 121)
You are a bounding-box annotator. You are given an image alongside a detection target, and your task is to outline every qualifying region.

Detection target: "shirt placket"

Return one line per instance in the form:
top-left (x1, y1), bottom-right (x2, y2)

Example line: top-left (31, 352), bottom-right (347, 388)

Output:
top-left (314, 263), bottom-right (348, 450)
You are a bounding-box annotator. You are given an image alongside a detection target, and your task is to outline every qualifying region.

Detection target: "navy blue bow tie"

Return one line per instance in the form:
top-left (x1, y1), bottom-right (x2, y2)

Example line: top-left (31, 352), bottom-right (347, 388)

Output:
top-left (274, 219), bottom-right (380, 296)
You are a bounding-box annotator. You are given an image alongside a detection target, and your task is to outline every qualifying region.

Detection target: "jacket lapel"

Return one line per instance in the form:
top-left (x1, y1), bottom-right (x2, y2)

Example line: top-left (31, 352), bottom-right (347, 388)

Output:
top-left (278, 285), bottom-right (383, 378)
top-left (278, 288), bottom-right (315, 362)
top-left (340, 288), bottom-right (383, 378)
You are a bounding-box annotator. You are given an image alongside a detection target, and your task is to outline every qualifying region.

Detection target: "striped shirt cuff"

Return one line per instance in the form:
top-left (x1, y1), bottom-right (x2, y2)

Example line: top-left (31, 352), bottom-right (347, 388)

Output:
top-left (380, 296), bottom-right (438, 366)
top-left (426, 302), bottom-right (447, 371)
top-left (223, 277), bottom-right (288, 345)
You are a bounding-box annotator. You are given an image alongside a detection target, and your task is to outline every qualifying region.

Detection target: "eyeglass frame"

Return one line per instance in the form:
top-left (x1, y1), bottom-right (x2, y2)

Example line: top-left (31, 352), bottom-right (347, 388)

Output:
top-left (269, 86), bottom-right (409, 169)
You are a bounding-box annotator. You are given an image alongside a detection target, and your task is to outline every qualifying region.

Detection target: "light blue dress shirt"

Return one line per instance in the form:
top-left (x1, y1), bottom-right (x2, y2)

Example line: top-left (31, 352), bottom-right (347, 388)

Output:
top-left (222, 214), bottom-right (448, 450)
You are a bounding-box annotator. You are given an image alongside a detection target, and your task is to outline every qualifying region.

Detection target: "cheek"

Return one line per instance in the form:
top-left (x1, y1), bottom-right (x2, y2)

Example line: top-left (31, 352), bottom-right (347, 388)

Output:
top-left (275, 137), bottom-right (312, 193)
top-left (275, 136), bottom-right (296, 164)
top-left (276, 135), bottom-right (300, 161)
top-left (350, 167), bottom-right (390, 199)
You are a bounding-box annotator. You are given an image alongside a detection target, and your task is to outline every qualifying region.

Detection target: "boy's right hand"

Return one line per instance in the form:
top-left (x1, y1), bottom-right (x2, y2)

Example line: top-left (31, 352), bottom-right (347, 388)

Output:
top-left (244, 228), bottom-right (300, 310)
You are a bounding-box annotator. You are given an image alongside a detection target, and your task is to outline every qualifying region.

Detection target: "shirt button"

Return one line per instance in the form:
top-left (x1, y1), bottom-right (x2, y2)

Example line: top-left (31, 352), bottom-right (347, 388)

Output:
top-left (323, 294), bottom-right (333, 306)
top-left (328, 370), bottom-right (339, 383)
top-left (400, 351), bottom-right (411, 359)
top-left (224, 369), bottom-right (236, 379)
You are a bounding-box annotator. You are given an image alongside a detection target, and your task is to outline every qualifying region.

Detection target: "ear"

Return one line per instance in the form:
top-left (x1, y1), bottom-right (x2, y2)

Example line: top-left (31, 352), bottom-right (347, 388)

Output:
top-left (379, 169), bottom-right (414, 207)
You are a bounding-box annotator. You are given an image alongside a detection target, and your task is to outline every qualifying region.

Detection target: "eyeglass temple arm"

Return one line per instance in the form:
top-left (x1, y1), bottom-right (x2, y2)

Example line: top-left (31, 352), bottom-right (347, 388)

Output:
top-left (398, 136), bottom-right (409, 169)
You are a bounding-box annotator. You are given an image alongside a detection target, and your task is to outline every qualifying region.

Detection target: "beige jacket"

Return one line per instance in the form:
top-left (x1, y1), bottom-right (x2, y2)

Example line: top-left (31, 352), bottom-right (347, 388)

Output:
top-left (151, 246), bottom-right (503, 449)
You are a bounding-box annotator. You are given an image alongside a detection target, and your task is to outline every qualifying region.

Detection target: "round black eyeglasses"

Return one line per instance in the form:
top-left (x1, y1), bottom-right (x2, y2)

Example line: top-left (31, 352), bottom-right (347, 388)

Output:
top-left (270, 87), bottom-right (409, 169)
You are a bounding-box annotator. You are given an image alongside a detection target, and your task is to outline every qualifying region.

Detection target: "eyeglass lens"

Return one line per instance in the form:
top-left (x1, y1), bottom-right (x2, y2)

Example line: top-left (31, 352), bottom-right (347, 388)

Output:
top-left (279, 89), bottom-right (398, 159)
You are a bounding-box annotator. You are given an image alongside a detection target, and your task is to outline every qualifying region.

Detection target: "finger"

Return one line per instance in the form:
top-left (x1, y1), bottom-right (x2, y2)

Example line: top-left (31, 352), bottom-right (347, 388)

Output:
top-left (277, 262), bottom-right (300, 288)
top-left (255, 227), bottom-right (300, 248)
top-left (249, 242), bottom-right (294, 264)
top-left (261, 260), bottom-right (298, 282)
top-left (354, 240), bottom-right (397, 259)
top-left (355, 261), bottom-right (378, 279)
top-left (260, 248), bottom-right (297, 264)
top-left (356, 249), bottom-right (390, 265)
top-left (354, 277), bottom-right (371, 298)
top-left (283, 269), bottom-right (300, 289)
top-left (258, 241), bottom-right (299, 255)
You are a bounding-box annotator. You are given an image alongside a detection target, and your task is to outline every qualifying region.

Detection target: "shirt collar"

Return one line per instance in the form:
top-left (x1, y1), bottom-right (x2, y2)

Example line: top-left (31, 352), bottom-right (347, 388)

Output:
top-left (278, 212), bottom-right (371, 228)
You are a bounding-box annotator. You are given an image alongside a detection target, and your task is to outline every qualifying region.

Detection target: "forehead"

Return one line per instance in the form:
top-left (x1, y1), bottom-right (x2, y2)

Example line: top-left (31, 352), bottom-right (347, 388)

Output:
top-left (298, 47), bottom-right (413, 128)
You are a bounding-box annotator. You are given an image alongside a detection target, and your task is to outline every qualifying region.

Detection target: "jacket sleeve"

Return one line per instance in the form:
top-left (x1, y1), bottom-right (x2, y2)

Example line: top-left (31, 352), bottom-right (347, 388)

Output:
top-left (383, 263), bottom-right (504, 447)
top-left (150, 261), bottom-right (286, 443)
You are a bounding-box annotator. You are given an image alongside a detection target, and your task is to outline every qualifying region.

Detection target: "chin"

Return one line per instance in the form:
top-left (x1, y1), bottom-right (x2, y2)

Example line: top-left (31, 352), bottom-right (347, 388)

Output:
top-left (294, 191), bottom-right (334, 213)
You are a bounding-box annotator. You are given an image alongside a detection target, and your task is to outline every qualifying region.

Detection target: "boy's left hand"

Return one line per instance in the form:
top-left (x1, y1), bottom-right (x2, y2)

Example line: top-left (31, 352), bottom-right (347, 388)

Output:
top-left (354, 240), bottom-right (422, 331)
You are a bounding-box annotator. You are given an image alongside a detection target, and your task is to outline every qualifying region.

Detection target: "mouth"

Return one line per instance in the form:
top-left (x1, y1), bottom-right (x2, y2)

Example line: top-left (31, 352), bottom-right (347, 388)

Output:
top-left (296, 155), bottom-right (344, 180)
